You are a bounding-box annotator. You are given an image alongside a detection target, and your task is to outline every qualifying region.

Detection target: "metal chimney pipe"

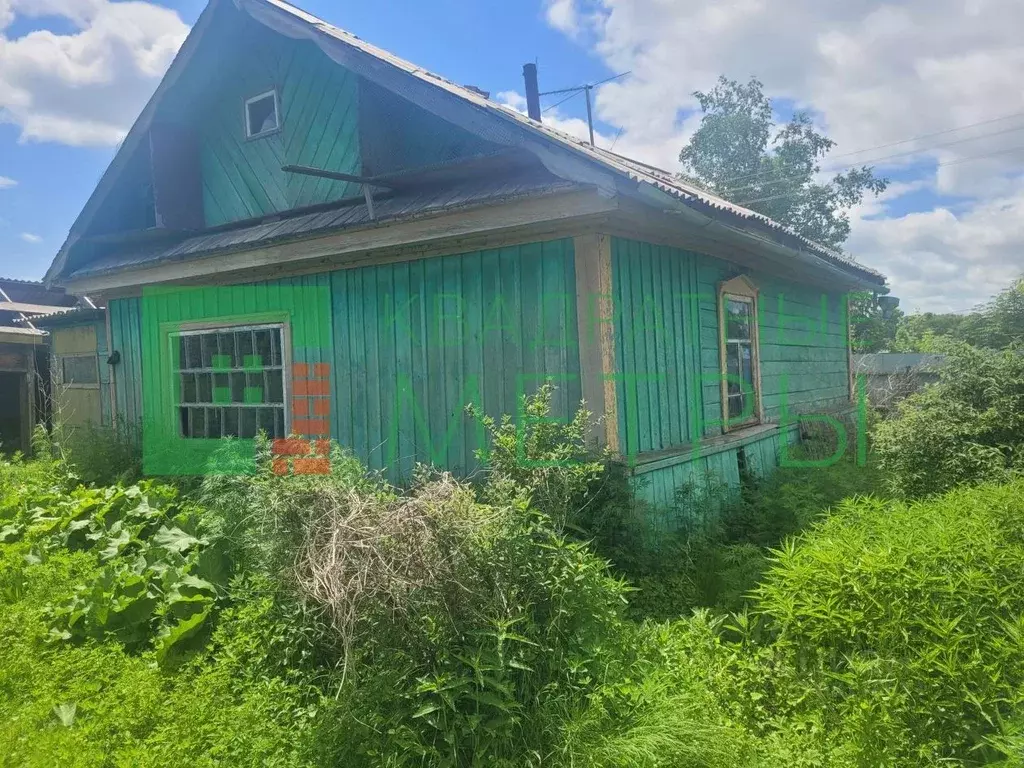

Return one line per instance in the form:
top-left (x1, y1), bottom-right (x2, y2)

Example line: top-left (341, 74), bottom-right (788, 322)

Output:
top-left (523, 63), bottom-right (542, 122)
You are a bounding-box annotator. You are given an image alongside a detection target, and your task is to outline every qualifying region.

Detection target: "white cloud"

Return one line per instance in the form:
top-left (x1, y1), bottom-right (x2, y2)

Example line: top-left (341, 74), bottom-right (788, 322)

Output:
top-left (19, 232), bottom-right (41, 243)
top-left (848, 185), bottom-right (1024, 313)
top-left (0, 175), bottom-right (15, 188)
top-left (545, 0), bottom-right (1024, 311)
top-left (0, 0), bottom-right (189, 146)
top-left (544, 0), bottom-right (580, 36)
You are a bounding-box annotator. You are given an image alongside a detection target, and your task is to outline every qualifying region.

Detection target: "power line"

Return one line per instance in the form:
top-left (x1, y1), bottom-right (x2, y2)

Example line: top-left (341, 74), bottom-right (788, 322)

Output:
top-left (712, 110), bottom-right (1024, 191)
top-left (720, 123), bottom-right (1024, 199)
top-left (732, 143), bottom-right (1024, 208)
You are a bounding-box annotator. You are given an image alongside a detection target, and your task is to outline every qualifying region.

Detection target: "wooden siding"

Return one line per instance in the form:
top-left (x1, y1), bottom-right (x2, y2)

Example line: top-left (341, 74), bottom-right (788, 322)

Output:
top-left (359, 80), bottom-right (498, 176)
top-left (610, 238), bottom-right (702, 458)
top-left (194, 24), bottom-right (361, 227)
top-left (106, 240), bottom-right (580, 480)
top-left (695, 260), bottom-right (851, 427)
top-left (51, 320), bottom-right (112, 428)
top-left (109, 298), bottom-right (144, 429)
top-left (331, 239), bottom-right (582, 480)
top-left (632, 424), bottom-right (801, 530)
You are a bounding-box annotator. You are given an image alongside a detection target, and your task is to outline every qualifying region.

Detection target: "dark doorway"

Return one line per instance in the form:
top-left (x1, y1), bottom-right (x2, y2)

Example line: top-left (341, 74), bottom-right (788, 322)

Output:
top-left (0, 372), bottom-right (25, 455)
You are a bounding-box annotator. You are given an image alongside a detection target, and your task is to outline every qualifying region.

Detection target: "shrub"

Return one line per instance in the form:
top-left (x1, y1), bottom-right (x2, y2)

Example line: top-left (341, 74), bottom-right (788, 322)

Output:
top-left (874, 342), bottom-right (1024, 497)
top-left (0, 539), bottom-right (332, 767)
top-left (299, 473), bottom-right (635, 766)
top-left (753, 480), bottom-right (1024, 763)
top-left (56, 424), bottom-right (142, 488)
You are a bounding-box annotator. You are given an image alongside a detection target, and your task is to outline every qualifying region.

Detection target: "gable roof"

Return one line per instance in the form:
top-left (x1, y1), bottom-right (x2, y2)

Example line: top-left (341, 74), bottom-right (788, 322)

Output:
top-left (45, 0), bottom-right (886, 290)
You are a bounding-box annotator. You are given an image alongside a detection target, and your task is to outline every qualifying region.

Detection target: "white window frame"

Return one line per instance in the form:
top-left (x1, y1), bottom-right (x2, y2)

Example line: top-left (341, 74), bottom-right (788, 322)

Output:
top-left (718, 275), bottom-right (763, 432)
top-left (171, 321), bottom-right (291, 440)
top-left (57, 353), bottom-right (100, 390)
top-left (244, 89), bottom-right (280, 139)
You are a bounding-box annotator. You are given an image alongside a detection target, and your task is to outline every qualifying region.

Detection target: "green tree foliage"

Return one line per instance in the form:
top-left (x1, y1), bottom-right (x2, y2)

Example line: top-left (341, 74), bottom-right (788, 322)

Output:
top-left (874, 342), bottom-right (1024, 497)
top-left (679, 76), bottom-right (888, 249)
top-left (893, 277), bottom-right (1024, 352)
top-left (849, 290), bottom-right (904, 352)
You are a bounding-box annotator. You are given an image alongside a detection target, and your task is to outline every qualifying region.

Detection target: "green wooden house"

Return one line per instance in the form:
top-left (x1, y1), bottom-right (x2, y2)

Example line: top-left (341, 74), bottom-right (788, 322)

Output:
top-left (44, 0), bottom-right (887, 505)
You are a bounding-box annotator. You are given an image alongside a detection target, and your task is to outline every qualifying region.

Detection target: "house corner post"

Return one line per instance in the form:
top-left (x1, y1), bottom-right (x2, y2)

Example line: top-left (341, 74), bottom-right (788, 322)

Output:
top-left (574, 233), bottom-right (619, 453)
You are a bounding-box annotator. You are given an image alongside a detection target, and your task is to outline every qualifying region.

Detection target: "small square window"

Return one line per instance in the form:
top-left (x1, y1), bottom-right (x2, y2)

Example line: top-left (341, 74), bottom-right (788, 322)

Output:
top-left (245, 90), bottom-right (279, 138)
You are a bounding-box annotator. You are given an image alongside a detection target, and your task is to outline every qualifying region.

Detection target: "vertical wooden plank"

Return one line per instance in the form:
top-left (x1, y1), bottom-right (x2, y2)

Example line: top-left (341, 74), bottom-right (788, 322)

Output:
top-left (574, 233), bottom-right (618, 452)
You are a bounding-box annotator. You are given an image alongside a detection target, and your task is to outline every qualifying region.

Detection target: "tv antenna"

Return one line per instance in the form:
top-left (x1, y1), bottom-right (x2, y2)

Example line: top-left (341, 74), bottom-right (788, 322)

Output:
top-left (539, 71), bottom-right (630, 146)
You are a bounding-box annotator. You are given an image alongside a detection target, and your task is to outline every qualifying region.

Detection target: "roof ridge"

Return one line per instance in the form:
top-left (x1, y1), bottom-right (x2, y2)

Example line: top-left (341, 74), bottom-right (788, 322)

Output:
top-left (251, 0), bottom-right (882, 282)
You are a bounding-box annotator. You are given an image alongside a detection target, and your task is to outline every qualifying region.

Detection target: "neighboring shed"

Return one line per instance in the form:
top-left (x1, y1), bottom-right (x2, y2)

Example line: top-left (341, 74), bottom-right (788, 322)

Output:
top-left (0, 326), bottom-right (46, 454)
top-left (29, 308), bottom-right (111, 430)
top-left (854, 353), bottom-right (945, 410)
top-left (0, 278), bottom-right (81, 454)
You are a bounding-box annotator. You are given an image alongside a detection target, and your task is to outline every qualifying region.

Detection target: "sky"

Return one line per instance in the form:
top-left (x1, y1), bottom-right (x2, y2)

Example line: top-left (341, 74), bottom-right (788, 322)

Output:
top-left (1, 0), bottom-right (1022, 313)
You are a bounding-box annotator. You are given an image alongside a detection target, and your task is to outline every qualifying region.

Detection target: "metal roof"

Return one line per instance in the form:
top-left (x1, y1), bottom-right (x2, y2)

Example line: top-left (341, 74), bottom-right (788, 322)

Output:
top-left (16, 306), bottom-right (106, 328)
top-left (239, 0), bottom-right (884, 284)
top-left (47, 0), bottom-right (886, 288)
top-left (854, 353), bottom-right (947, 375)
top-left (68, 170), bottom-right (577, 279)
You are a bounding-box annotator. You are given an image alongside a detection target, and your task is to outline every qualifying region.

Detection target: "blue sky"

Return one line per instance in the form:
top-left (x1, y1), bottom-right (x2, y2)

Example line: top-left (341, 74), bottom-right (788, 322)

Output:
top-left (2, 0), bottom-right (1022, 312)
top-left (0, 0), bottom-right (621, 284)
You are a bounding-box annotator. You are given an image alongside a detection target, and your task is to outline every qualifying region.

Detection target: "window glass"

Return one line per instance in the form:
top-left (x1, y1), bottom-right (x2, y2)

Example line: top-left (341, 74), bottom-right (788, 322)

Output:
top-left (61, 355), bottom-right (99, 386)
top-left (174, 324), bottom-right (286, 439)
top-left (245, 92), bottom-right (279, 137)
top-left (722, 294), bottom-right (757, 424)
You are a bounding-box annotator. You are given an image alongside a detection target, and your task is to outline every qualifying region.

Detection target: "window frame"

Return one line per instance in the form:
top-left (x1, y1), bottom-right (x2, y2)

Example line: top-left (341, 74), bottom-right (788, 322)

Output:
top-left (57, 353), bottom-right (100, 390)
top-left (717, 275), bottom-right (763, 432)
top-left (169, 319), bottom-right (292, 441)
top-left (244, 89), bottom-right (281, 140)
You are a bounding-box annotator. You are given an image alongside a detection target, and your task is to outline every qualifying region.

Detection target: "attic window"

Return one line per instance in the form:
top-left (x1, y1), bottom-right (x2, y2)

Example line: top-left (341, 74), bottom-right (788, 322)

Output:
top-left (245, 90), bottom-right (279, 138)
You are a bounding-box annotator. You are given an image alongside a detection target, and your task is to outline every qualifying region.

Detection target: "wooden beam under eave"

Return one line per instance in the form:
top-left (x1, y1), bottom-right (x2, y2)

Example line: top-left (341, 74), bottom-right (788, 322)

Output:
top-left (574, 233), bottom-right (619, 453)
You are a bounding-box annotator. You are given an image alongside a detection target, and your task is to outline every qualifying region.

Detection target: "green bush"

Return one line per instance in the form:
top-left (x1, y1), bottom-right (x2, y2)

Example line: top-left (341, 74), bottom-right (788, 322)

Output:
top-left (56, 424), bottom-right (142, 488)
top-left (0, 538), bottom-right (335, 767)
top-left (752, 480), bottom-right (1024, 763)
top-left (874, 342), bottom-right (1024, 497)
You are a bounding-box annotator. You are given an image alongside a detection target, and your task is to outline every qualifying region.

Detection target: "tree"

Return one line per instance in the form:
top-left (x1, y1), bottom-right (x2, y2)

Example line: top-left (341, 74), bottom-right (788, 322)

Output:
top-left (889, 278), bottom-right (1024, 352)
top-left (979, 277), bottom-right (1024, 349)
top-left (679, 76), bottom-right (888, 250)
top-left (849, 291), bottom-right (903, 353)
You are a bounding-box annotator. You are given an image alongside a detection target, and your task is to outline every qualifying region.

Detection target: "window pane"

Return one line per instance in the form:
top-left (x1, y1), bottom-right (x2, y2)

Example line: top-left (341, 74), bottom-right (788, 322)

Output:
top-left (247, 94), bottom-right (278, 136)
top-left (174, 325), bottom-right (287, 439)
top-left (740, 343), bottom-right (754, 391)
top-left (728, 393), bottom-right (747, 419)
top-left (725, 298), bottom-right (752, 341)
top-left (61, 356), bottom-right (98, 385)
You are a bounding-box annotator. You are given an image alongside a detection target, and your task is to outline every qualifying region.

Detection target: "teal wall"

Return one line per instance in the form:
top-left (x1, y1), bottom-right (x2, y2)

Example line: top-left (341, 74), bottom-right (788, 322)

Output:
top-left (694, 259), bottom-right (851, 426)
top-left (610, 236), bottom-right (852, 526)
top-left (109, 298), bottom-right (143, 430)
top-left (107, 239), bottom-right (581, 481)
top-left (611, 236), bottom-right (851, 452)
top-left (332, 239), bottom-right (581, 479)
top-left (632, 424), bottom-right (802, 531)
top-left (189, 21), bottom-right (361, 227)
top-left (611, 238), bottom-right (702, 457)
